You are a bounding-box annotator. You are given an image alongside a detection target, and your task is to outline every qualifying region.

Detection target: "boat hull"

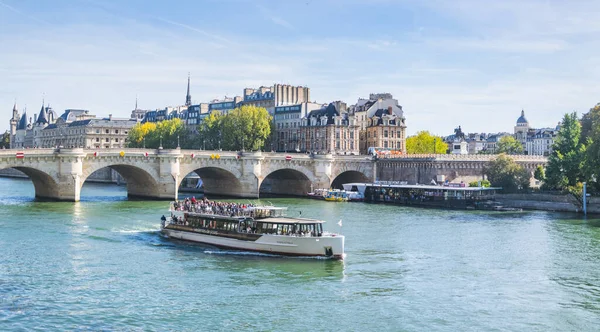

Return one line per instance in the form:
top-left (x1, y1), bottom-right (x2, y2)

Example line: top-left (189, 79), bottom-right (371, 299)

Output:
top-left (161, 227), bottom-right (344, 259)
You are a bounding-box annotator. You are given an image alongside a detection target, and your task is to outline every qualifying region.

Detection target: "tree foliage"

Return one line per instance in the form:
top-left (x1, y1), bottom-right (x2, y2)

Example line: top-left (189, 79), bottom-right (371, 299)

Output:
top-left (582, 104), bottom-right (600, 192)
top-left (484, 154), bottom-right (530, 193)
top-left (497, 135), bottom-right (524, 154)
top-left (534, 165), bottom-right (545, 182)
top-left (1, 130), bottom-right (10, 149)
top-left (468, 179), bottom-right (491, 187)
top-left (220, 105), bottom-right (272, 151)
top-left (406, 131), bottom-right (447, 154)
top-left (127, 118), bottom-right (189, 149)
top-left (544, 112), bottom-right (586, 190)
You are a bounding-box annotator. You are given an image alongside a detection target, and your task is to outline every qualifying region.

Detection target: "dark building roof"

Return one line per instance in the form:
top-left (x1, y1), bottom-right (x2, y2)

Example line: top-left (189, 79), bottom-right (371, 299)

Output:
top-left (17, 112), bottom-right (28, 130)
top-left (307, 103), bottom-right (339, 126)
top-left (60, 109), bottom-right (89, 122)
top-left (372, 108), bottom-right (397, 125)
top-left (36, 104), bottom-right (48, 124)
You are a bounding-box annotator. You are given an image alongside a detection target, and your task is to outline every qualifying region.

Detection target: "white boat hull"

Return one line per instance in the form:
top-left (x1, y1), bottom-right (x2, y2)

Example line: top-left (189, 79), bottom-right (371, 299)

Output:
top-left (162, 227), bottom-right (344, 259)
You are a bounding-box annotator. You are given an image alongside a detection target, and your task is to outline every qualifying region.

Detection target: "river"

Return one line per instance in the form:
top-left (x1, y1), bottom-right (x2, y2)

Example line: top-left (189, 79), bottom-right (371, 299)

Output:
top-left (1, 177), bottom-right (599, 331)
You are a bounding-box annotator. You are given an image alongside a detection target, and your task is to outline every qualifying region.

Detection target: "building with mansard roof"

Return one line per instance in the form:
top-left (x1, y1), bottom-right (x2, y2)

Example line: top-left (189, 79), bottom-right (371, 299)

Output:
top-left (297, 103), bottom-right (359, 155)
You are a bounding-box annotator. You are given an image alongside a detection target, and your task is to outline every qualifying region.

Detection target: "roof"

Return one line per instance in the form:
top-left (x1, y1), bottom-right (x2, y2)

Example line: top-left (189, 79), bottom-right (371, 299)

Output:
top-left (17, 112), bottom-right (28, 130)
top-left (306, 103), bottom-right (339, 125)
top-left (517, 110), bottom-right (528, 124)
top-left (60, 109), bottom-right (89, 122)
top-left (36, 104), bottom-right (48, 124)
top-left (356, 182), bottom-right (500, 191)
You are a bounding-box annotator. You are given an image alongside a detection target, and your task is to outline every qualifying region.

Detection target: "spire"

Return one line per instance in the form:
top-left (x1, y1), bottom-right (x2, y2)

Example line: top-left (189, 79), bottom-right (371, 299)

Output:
top-left (36, 100), bottom-right (48, 125)
top-left (13, 100), bottom-right (18, 112)
top-left (135, 95), bottom-right (138, 110)
top-left (185, 72), bottom-right (192, 107)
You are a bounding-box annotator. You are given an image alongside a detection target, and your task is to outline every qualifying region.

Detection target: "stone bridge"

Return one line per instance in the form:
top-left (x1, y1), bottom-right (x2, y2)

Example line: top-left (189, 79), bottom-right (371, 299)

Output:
top-left (0, 149), bottom-right (547, 201)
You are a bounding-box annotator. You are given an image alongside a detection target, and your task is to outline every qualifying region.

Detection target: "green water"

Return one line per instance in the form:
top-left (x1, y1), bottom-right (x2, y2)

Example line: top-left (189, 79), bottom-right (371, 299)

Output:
top-left (1, 177), bottom-right (599, 331)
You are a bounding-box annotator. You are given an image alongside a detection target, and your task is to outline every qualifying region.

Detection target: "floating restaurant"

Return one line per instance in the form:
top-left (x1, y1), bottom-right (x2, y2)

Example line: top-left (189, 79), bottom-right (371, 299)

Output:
top-left (343, 182), bottom-right (501, 210)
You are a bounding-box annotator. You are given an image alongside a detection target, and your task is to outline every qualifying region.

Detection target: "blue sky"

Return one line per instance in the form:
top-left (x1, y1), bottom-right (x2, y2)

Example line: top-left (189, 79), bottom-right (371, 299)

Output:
top-left (1, 0), bottom-right (599, 135)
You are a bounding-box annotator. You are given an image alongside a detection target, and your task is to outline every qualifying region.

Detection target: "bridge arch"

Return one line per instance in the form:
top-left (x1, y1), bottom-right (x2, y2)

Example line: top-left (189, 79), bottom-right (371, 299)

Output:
top-left (260, 168), bottom-right (312, 196)
top-left (1, 166), bottom-right (61, 200)
top-left (178, 166), bottom-right (244, 198)
top-left (330, 170), bottom-right (371, 189)
top-left (81, 160), bottom-right (162, 200)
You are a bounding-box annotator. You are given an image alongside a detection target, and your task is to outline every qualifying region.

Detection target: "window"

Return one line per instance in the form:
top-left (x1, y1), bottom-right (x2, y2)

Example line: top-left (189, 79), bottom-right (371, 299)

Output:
top-left (96, 138), bottom-right (100, 142)
top-left (105, 129), bottom-right (109, 134)
top-left (115, 130), bottom-right (119, 134)
top-left (384, 130), bottom-right (388, 138)
top-left (105, 138), bottom-right (109, 142)
top-left (115, 138), bottom-right (119, 142)
top-left (96, 129), bottom-right (100, 134)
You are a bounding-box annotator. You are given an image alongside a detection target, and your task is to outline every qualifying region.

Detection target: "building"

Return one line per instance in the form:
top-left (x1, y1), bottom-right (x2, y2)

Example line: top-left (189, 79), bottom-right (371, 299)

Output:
top-left (351, 93), bottom-right (406, 154)
top-left (513, 110), bottom-right (558, 155)
top-left (208, 96), bottom-right (243, 115)
top-left (9, 102), bottom-right (136, 149)
top-left (241, 84), bottom-right (311, 114)
top-left (483, 132), bottom-right (511, 153)
top-left (273, 102), bottom-right (324, 151)
top-left (298, 103), bottom-right (359, 155)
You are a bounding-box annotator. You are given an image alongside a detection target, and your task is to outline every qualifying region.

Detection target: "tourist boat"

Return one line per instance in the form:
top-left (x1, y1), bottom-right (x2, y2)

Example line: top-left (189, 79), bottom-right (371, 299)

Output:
top-left (160, 203), bottom-right (344, 259)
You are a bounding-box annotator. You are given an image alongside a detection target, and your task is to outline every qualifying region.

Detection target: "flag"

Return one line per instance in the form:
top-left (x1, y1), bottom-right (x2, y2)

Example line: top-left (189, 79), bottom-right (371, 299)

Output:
top-left (93, 151), bottom-right (99, 157)
top-left (191, 153), bottom-right (195, 158)
top-left (337, 219), bottom-right (342, 227)
top-left (144, 152), bottom-right (148, 157)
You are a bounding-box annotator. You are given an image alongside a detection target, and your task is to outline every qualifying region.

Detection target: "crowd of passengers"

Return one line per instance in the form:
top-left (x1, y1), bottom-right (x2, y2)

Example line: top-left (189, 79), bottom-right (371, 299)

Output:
top-left (170, 197), bottom-right (255, 217)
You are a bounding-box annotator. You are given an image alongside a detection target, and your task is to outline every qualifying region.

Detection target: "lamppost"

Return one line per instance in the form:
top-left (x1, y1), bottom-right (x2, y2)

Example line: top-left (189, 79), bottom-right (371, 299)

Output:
top-left (159, 135), bottom-right (163, 149)
top-left (284, 142), bottom-right (287, 153)
top-left (242, 137), bottom-right (245, 152)
top-left (203, 138), bottom-right (205, 150)
top-left (143, 137), bottom-right (146, 149)
top-left (218, 130), bottom-right (221, 151)
top-left (433, 138), bottom-right (437, 154)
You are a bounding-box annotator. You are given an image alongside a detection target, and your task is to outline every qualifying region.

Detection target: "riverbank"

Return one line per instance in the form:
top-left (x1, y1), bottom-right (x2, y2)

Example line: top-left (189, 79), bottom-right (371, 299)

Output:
top-left (496, 193), bottom-right (600, 215)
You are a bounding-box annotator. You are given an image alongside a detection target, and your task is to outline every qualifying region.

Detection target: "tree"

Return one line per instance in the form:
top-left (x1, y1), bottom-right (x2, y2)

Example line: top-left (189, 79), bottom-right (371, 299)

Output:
top-left (581, 104), bottom-right (600, 192)
top-left (406, 131), bottom-right (447, 154)
top-left (497, 135), bottom-right (524, 154)
top-left (484, 154), bottom-right (530, 193)
top-left (126, 119), bottom-right (188, 149)
top-left (544, 112), bottom-right (586, 190)
top-left (468, 179), bottom-right (491, 187)
top-left (220, 105), bottom-right (272, 151)
top-left (534, 165), bottom-right (545, 182)
top-left (198, 111), bottom-right (224, 150)
top-left (0, 130), bottom-right (10, 149)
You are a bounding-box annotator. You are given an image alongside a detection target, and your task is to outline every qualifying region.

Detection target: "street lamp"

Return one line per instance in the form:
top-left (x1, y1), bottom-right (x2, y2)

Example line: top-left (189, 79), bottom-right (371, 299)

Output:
top-left (177, 135), bottom-right (180, 148)
top-left (284, 142), bottom-right (287, 153)
top-left (159, 135), bottom-right (163, 149)
top-left (218, 131), bottom-right (221, 151)
top-left (242, 137), bottom-right (245, 152)
top-left (203, 138), bottom-right (205, 150)
top-left (433, 138), bottom-right (437, 154)
top-left (143, 137), bottom-right (146, 149)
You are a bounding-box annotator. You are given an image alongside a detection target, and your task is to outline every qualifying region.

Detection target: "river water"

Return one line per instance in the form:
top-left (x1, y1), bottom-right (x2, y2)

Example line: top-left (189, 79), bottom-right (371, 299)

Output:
top-left (1, 177), bottom-right (599, 331)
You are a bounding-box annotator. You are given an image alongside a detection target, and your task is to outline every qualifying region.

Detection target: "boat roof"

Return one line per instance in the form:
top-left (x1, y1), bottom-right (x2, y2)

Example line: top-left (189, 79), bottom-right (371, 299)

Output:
top-left (348, 182), bottom-right (500, 191)
top-left (259, 217), bottom-right (325, 224)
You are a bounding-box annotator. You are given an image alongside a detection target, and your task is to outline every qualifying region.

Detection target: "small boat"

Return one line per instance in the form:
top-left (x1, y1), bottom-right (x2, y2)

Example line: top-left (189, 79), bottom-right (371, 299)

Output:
top-left (161, 200), bottom-right (344, 259)
top-left (324, 189), bottom-right (348, 202)
top-left (306, 188), bottom-right (327, 200)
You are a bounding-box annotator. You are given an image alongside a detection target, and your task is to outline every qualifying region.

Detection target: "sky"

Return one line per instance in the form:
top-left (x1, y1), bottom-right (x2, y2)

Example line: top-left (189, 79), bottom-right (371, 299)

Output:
top-left (1, 0), bottom-right (600, 135)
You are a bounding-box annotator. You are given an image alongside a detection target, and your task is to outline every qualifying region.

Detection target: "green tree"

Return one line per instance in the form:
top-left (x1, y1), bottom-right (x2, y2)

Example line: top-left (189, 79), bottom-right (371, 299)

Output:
top-left (0, 130), bottom-right (10, 149)
top-left (582, 104), bottom-right (600, 192)
top-left (544, 112), bottom-right (586, 190)
top-left (198, 111), bottom-right (224, 150)
top-left (126, 119), bottom-right (189, 149)
top-left (485, 154), bottom-right (530, 193)
top-left (533, 165), bottom-right (545, 182)
top-left (468, 179), bottom-right (491, 187)
top-left (497, 135), bottom-right (524, 154)
top-left (220, 105), bottom-right (272, 151)
top-left (406, 131), bottom-right (447, 154)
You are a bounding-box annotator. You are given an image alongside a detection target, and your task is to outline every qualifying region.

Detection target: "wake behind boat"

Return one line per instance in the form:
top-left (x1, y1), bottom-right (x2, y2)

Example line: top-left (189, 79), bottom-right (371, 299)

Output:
top-left (160, 198), bottom-right (344, 259)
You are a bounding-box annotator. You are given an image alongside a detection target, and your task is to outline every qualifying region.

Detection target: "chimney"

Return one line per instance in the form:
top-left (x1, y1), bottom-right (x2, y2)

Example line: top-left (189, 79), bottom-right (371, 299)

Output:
top-left (388, 106), bottom-right (393, 115)
top-left (109, 114), bottom-right (113, 121)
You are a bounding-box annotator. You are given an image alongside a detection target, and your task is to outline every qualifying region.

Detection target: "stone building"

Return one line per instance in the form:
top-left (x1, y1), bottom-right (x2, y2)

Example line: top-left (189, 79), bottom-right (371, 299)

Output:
top-left (10, 103), bottom-right (136, 149)
top-left (241, 84), bottom-right (311, 114)
top-left (273, 102), bottom-right (323, 151)
top-left (513, 110), bottom-right (558, 156)
top-left (298, 103), bottom-right (359, 155)
top-left (350, 93), bottom-right (406, 154)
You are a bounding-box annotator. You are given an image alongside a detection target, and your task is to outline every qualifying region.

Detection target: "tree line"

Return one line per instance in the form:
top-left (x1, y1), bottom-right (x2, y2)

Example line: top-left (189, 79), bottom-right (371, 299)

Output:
top-left (126, 105), bottom-right (273, 151)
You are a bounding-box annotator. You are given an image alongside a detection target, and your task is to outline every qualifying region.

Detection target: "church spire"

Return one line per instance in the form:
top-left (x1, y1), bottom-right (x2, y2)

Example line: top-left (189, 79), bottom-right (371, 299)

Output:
top-left (185, 72), bottom-right (192, 107)
top-left (135, 95), bottom-right (138, 110)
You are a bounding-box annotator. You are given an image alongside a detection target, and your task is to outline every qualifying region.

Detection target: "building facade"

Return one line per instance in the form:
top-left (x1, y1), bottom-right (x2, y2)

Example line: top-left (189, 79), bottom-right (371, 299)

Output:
top-left (351, 93), bottom-right (406, 154)
top-left (298, 103), bottom-right (359, 155)
top-left (273, 102), bottom-right (323, 151)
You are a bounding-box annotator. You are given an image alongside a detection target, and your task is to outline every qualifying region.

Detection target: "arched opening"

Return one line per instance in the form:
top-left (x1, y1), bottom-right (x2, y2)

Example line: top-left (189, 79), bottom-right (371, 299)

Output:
top-left (80, 167), bottom-right (128, 201)
top-left (330, 171), bottom-right (370, 189)
top-left (260, 169), bottom-right (311, 196)
top-left (179, 167), bottom-right (243, 198)
top-left (0, 167), bottom-right (58, 201)
top-left (80, 165), bottom-right (162, 201)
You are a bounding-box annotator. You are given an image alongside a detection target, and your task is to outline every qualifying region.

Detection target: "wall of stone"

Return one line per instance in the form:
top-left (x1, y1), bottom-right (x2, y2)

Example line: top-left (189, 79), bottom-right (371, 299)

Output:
top-left (376, 160), bottom-right (486, 184)
top-left (496, 193), bottom-right (600, 214)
